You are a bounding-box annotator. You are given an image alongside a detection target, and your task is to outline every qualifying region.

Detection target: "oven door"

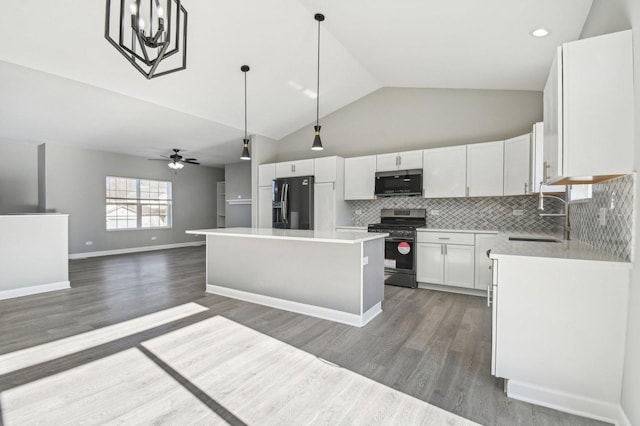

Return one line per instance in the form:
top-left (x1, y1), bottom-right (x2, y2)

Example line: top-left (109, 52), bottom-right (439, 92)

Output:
top-left (384, 237), bottom-right (415, 273)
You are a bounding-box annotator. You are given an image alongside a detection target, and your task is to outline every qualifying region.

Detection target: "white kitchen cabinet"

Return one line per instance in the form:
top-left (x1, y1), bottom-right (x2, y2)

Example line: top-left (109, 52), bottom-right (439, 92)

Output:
top-left (503, 134), bottom-right (530, 196)
top-left (314, 182), bottom-right (336, 232)
top-left (376, 150), bottom-right (423, 172)
top-left (416, 243), bottom-right (445, 284)
top-left (258, 163), bottom-right (276, 187)
top-left (344, 155), bottom-right (376, 200)
top-left (275, 159), bottom-right (314, 178)
top-left (258, 185), bottom-right (272, 228)
top-left (466, 141), bottom-right (504, 197)
top-left (474, 233), bottom-right (497, 290)
top-left (314, 156), bottom-right (339, 183)
top-left (416, 231), bottom-right (475, 289)
top-left (489, 252), bottom-right (630, 422)
top-left (422, 146), bottom-right (467, 198)
top-left (543, 30), bottom-right (633, 184)
top-left (314, 158), bottom-right (350, 232)
top-left (530, 123), bottom-right (564, 193)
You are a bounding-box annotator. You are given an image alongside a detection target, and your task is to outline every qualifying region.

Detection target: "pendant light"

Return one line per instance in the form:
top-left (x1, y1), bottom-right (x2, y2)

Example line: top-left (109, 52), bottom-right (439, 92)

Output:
top-left (311, 13), bottom-right (325, 151)
top-left (240, 65), bottom-right (251, 160)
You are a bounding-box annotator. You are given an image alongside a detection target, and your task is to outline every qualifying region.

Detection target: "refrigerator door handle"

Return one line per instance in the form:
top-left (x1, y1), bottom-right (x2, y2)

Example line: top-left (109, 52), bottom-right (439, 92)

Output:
top-left (283, 184), bottom-right (289, 223)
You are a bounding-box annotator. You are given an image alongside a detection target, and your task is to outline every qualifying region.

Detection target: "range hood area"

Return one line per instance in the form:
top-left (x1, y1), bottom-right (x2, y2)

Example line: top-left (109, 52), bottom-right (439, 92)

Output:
top-left (374, 169), bottom-right (423, 197)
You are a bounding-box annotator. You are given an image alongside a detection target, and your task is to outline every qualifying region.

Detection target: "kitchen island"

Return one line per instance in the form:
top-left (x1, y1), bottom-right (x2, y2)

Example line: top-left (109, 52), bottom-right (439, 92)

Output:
top-left (186, 228), bottom-right (387, 327)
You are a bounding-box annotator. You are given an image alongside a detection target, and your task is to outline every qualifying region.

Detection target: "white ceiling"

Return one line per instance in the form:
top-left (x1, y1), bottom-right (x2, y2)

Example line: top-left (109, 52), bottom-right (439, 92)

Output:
top-left (0, 0), bottom-right (593, 167)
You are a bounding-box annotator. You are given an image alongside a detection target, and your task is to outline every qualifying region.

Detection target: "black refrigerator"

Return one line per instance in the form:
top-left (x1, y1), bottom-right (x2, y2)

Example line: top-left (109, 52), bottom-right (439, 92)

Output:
top-left (272, 176), bottom-right (314, 229)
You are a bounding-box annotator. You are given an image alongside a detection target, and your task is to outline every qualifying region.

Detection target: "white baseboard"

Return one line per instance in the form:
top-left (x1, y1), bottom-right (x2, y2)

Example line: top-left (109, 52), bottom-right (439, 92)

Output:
top-left (69, 241), bottom-right (205, 259)
top-left (618, 406), bottom-right (631, 426)
top-left (0, 281), bottom-right (70, 301)
top-left (418, 282), bottom-right (485, 297)
top-left (206, 284), bottom-right (382, 327)
top-left (506, 379), bottom-right (626, 425)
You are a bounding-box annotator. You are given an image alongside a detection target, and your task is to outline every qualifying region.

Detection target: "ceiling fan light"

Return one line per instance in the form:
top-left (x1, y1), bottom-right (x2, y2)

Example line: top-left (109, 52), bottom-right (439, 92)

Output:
top-left (311, 125), bottom-right (323, 151)
top-left (240, 139), bottom-right (251, 160)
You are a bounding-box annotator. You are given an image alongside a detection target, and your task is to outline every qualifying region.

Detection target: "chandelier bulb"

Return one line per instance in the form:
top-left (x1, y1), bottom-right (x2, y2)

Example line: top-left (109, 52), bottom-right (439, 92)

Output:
top-left (157, 6), bottom-right (164, 17)
top-left (129, 2), bottom-right (137, 14)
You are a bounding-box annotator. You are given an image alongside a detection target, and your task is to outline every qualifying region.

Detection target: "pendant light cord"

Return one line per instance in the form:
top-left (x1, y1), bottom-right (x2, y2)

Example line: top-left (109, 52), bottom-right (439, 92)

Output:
top-left (316, 18), bottom-right (320, 127)
top-left (244, 69), bottom-right (248, 141)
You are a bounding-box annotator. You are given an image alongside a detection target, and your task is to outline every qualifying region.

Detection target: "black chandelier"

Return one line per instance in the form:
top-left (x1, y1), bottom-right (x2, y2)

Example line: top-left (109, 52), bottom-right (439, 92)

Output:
top-left (105, 0), bottom-right (188, 79)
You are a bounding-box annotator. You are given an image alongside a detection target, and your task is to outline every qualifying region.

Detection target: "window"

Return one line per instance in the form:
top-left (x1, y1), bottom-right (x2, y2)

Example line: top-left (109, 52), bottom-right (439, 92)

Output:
top-left (106, 176), bottom-right (172, 230)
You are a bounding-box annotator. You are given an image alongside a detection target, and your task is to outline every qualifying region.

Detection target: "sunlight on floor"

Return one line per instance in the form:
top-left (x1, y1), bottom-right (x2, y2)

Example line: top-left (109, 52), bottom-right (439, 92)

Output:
top-left (1, 309), bottom-right (478, 424)
top-left (0, 302), bottom-right (207, 375)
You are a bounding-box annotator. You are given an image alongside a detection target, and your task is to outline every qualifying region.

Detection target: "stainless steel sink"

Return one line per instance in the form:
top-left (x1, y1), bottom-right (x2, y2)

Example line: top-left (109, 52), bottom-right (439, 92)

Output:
top-left (508, 236), bottom-right (562, 243)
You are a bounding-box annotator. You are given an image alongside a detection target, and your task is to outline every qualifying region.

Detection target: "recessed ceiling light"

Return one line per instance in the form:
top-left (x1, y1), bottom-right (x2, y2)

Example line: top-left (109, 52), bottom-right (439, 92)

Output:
top-left (530, 28), bottom-right (550, 38)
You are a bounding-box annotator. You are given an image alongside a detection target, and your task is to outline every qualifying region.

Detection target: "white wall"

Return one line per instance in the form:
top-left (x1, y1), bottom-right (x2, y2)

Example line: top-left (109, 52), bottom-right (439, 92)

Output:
top-left (276, 87), bottom-right (542, 161)
top-left (42, 144), bottom-right (224, 254)
top-left (0, 140), bottom-right (38, 214)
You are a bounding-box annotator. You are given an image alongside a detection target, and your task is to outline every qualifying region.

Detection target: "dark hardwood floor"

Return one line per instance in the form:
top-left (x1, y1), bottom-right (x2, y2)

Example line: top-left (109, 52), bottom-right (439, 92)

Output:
top-left (0, 246), bottom-right (606, 425)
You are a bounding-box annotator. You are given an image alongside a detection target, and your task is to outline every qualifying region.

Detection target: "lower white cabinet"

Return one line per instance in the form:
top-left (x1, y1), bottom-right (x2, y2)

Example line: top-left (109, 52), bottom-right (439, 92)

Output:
top-left (258, 186), bottom-right (272, 228)
top-left (417, 231), bottom-right (475, 289)
top-left (417, 230), bottom-right (497, 291)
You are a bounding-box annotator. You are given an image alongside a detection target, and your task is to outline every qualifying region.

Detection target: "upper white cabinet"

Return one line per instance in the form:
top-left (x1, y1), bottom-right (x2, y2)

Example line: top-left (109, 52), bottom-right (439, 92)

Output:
top-left (345, 156), bottom-right (376, 200)
top-left (314, 156), bottom-right (338, 183)
top-left (258, 163), bottom-right (276, 187)
top-left (503, 134), bottom-right (530, 196)
top-left (423, 146), bottom-right (467, 199)
top-left (543, 30), bottom-right (633, 184)
top-left (275, 159), bottom-right (314, 178)
top-left (530, 123), bottom-right (565, 193)
top-left (376, 150), bottom-right (423, 172)
top-left (466, 141), bottom-right (504, 197)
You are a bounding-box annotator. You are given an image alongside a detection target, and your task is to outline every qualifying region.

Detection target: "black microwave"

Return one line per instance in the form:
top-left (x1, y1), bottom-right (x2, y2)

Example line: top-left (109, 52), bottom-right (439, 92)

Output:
top-left (374, 169), bottom-right (423, 197)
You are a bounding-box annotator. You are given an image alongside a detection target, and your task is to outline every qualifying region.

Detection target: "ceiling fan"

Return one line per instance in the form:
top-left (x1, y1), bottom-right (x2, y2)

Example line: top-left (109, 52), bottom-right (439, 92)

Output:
top-left (149, 149), bottom-right (200, 170)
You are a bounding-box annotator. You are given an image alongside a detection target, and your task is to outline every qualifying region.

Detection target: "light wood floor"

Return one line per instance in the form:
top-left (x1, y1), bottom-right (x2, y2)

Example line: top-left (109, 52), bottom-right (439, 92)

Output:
top-left (0, 246), bottom-right (607, 426)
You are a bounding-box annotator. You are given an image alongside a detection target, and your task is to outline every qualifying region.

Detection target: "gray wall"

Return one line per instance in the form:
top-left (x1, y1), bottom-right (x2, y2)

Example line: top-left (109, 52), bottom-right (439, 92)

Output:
top-left (42, 144), bottom-right (224, 254)
top-left (224, 161), bottom-right (252, 227)
top-left (581, 1), bottom-right (638, 423)
top-left (276, 87), bottom-right (542, 161)
top-left (0, 140), bottom-right (38, 214)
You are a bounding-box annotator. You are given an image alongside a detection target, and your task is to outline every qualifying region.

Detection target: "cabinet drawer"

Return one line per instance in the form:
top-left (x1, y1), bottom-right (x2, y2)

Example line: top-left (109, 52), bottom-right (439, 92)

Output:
top-left (418, 231), bottom-right (475, 245)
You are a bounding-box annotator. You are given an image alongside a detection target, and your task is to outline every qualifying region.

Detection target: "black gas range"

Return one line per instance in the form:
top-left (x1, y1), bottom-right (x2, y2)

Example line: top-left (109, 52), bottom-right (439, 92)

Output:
top-left (368, 209), bottom-right (426, 288)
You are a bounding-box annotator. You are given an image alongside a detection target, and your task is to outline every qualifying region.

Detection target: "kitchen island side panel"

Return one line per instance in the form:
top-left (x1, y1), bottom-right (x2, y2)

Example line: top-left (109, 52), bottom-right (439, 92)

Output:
top-left (362, 238), bottom-right (384, 313)
top-left (206, 235), bottom-right (362, 314)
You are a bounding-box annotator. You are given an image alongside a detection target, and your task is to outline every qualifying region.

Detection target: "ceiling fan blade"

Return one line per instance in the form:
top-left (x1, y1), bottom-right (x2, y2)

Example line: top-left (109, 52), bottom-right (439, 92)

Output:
top-left (184, 158), bottom-right (198, 161)
top-left (184, 161), bottom-right (200, 165)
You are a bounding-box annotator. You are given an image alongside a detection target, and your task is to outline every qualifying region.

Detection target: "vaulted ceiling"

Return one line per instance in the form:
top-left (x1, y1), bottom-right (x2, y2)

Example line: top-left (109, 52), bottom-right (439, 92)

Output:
top-left (0, 0), bottom-right (593, 166)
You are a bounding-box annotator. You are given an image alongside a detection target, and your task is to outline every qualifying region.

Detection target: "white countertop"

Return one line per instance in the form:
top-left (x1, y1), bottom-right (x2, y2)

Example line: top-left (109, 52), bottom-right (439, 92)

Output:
top-left (335, 226), bottom-right (368, 230)
top-left (186, 227), bottom-right (388, 244)
top-left (417, 228), bottom-right (498, 234)
top-left (489, 233), bottom-right (630, 265)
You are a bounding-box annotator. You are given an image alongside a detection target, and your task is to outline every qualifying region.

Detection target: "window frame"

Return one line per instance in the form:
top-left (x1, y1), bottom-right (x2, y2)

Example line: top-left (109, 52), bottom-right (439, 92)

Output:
top-left (105, 176), bottom-right (173, 231)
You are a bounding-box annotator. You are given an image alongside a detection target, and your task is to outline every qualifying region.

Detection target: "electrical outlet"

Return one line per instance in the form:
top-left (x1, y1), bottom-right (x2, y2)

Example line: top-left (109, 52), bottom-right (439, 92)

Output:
top-left (431, 210), bottom-right (440, 216)
top-left (151, 236), bottom-right (157, 241)
top-left (85, 241), bottom-right (93, 246)
top-left (355, 209), bottom-right (363, 215)
top-left (599, 208), bottom-right (607, 226)
top-left (512, 209), bottom-right (524, 216)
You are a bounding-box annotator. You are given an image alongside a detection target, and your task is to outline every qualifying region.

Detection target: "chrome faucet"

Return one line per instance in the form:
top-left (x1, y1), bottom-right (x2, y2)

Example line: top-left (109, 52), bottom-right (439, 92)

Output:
top-left (538, 183), bottom-right (570, 240)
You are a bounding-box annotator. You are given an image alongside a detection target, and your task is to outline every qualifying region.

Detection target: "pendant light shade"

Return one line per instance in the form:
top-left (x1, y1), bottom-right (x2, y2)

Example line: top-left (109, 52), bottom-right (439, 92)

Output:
top-left (312, 13), bottom-right (325, 151)
top-left (240, 65), bottom-right (251, 161)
